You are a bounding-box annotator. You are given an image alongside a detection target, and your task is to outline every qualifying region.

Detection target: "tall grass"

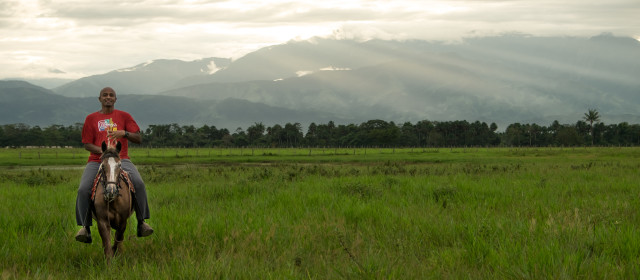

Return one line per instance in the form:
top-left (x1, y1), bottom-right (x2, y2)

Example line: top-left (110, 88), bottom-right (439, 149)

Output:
top-left (5, 146), bottom-right (640, 166)
top-left (1, 148), bottom-right (640, 278)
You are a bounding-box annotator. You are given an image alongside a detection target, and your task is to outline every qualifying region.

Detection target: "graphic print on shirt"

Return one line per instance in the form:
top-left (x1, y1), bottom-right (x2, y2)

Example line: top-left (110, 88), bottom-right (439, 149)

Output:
top-left (98, 118), bottom-right (118, 132)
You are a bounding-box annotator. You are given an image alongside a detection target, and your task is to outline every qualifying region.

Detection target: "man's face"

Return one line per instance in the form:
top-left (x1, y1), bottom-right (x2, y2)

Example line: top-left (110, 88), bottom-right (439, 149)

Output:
top-left (99, 88), bottom-right (117, 107)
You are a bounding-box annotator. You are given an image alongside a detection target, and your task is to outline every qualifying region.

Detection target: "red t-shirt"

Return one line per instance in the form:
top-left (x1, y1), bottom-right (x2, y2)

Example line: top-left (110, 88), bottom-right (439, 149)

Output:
top-left (82, 110), bottom-right (140, 163)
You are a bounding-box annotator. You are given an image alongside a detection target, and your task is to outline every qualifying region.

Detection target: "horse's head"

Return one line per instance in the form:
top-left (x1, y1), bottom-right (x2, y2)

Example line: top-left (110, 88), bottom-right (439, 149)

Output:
top-left (100, 141), bottom-right (122, 202)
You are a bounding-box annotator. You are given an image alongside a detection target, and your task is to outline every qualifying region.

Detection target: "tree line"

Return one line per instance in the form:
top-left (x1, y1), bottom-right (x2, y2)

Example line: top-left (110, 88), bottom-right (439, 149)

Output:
top-left (2, 112), bottom-right (639, 148)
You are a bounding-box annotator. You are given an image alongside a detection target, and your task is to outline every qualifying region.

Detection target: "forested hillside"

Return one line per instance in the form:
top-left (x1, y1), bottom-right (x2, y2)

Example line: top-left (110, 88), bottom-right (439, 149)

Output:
top-left (38, 35), bottom-right (640, 130)
top-left (3, 35), bottom-right (640, 140)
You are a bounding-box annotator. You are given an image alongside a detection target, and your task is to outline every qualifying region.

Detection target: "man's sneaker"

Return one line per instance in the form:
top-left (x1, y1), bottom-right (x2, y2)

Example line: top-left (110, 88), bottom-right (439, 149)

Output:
top-left (75, 227), bottom-right (92, 243)
top-left (137, 222), bottom-right (154, 237)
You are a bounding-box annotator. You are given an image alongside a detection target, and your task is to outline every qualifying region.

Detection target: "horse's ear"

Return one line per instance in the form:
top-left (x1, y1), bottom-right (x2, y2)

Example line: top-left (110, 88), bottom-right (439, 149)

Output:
top-left (116, 141), bottom-right (122, 153)
top-left (101, 141), bottom-right (107, 153)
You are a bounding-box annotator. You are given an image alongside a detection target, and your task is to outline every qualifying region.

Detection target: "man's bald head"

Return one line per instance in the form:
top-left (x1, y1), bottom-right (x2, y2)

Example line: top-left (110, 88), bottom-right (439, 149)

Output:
top-left (99, 87), bottom-right (116, 96)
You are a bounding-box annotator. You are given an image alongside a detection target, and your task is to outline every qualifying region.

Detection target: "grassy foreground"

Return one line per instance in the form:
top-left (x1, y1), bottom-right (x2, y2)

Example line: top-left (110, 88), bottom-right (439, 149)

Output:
top-left (1, 147), bottom-right (640, 279)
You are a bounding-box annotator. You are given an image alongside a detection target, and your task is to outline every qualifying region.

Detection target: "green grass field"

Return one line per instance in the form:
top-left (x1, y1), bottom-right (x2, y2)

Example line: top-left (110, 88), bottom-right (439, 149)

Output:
top-left (1, 147), bottom-right (640, 279)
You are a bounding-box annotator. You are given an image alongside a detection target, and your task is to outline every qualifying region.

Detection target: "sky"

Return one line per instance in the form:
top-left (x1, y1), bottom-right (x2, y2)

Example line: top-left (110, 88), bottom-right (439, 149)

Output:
top-left (1, 0), bottom-right (639, 80)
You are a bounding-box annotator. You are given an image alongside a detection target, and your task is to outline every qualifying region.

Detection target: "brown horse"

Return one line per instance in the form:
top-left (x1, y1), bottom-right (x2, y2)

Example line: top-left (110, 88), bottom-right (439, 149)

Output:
top-left (92, 141), bottom-right (134, 264)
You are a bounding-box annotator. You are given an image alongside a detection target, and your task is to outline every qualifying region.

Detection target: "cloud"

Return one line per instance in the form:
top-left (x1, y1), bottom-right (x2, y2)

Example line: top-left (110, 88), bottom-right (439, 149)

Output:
top-left (1, 0), bottom-right (638, 80)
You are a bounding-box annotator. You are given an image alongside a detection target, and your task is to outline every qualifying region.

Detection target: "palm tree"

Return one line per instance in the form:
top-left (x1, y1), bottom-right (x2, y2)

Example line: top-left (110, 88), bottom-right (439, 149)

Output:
top-left (583, 109), bottom-right (601, 146)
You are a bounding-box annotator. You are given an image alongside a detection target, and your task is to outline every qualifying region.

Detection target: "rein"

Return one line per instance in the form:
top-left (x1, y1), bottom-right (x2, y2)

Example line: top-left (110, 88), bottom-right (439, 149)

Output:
top-left (98, 163), bottom-right (121, 203)
top-left (92, 149), bottom-right (135, 203)
top-left (91, 165), bottom-right (135, 202)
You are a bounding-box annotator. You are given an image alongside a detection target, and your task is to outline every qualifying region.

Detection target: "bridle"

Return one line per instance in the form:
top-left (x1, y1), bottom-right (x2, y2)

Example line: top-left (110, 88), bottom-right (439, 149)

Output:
top-left (99, 153), bottom-right (123, 203)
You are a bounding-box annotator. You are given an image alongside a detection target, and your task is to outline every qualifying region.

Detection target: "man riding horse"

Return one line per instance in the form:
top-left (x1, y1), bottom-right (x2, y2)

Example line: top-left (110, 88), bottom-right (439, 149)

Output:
top-left (75, 87), bottom-right (153, 243)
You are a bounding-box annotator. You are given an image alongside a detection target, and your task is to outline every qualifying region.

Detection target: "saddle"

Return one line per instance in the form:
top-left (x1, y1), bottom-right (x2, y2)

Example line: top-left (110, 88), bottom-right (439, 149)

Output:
top-left (91, 169), bottom-right (135, 201)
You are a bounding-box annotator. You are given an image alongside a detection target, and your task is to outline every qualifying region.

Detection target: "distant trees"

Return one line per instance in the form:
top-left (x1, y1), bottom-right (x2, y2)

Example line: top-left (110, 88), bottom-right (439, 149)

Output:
top-left (247, 122), bottom-right (266, 146)
top-left (264, 123), bottom-right (303, 147)
top-left (0, 123), bottom-right (82, 147)
top-left (583, 109), bottom-right (601, 146)
top-left (2, 113), bottom-right (640, 148)
top-left (144, 124), bottom-right (230, 147)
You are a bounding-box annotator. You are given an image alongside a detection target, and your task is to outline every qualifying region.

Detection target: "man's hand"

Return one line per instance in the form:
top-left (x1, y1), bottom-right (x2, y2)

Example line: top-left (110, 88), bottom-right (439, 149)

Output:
top-left (106, 130), bottom-right (125, 140)
top-left (107, 130), bottom-right (142, 144)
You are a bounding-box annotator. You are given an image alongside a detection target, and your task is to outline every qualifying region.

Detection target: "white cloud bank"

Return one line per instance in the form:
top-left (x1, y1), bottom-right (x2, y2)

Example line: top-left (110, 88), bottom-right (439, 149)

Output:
top-left (0, 0), bottom-right (638, 79)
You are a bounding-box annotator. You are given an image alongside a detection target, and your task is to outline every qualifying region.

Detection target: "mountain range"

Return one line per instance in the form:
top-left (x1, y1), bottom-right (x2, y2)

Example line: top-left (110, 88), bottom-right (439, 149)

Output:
top-left (2, 33), bottom-right (639, 131)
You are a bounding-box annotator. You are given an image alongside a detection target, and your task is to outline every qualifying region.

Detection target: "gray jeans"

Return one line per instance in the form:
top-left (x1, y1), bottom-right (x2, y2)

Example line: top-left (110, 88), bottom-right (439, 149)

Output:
top-left (75, 159), bottom-right (150, 227)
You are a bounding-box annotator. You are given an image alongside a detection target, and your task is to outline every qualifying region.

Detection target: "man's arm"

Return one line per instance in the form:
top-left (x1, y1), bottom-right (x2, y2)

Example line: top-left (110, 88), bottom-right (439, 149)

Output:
top-left (125, 131), bottom-right (142, 144)
top-left (84, 143), bottom-right (102, 154)
top-left (107, 130), bottom-right (142, 144)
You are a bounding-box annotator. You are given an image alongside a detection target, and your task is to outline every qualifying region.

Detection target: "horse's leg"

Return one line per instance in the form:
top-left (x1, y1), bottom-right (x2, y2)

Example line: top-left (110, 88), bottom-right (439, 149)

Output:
top-left (112, 222), bottom-right (126, 255)
top-left (112, 187), bottom-right (132, 256)
top-left (97, 219), bottom-right (113, 264)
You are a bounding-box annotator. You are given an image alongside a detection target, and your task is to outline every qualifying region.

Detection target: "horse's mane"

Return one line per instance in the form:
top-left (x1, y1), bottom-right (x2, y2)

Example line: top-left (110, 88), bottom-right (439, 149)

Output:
top-left (100, 148), bottom-right (120, 160)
